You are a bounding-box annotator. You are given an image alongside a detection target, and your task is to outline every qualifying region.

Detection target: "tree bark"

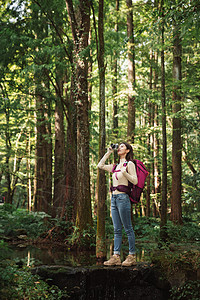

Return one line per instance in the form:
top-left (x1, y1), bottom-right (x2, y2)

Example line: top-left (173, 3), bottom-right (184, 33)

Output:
top-left (45, 97), bottom-right (53, 214)
top-left (160, 1), bottom-right (168, 241)
top-left (126, 0), bottom-right (136, 143)
top-left (1, 87), bottom-right (12, 204)
top-left (153, 51), bottom-right (161, 217)
top-left (64, 71), bottom-right (77, 223)
top-left (26, 129), bottom-right (32, 211)
top-left (32, 10), bottom-right (52, 214)
top-left (171, 21), bottom-right (183, 224)
top-left (53, 92), bottom-right (65, 218)
top-left (96, 0), bottom-right (106, 259)
top-left (65, 0), bottom-right (92, 231)
top-left (112, 0), bottom-right (119, 163)
top-left (34, 93), bottom-right (52, 214)
top-left (146, 52), bottom-right (154, 217)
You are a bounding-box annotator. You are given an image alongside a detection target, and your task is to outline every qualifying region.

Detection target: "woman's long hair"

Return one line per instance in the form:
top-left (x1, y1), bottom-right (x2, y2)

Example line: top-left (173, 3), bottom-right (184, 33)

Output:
top-left (119, 142), bottom-right (134, 162)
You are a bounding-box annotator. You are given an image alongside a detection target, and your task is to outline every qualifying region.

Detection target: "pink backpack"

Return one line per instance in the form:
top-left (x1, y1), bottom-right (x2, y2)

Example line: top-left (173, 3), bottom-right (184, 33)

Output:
top-left (111, 159), bottom-right (148, 204)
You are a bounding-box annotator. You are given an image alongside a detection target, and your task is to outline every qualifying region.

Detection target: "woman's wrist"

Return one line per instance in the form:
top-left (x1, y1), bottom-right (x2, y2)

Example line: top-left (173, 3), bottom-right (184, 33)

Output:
top-left (106, 147), bottom-right (113, 155)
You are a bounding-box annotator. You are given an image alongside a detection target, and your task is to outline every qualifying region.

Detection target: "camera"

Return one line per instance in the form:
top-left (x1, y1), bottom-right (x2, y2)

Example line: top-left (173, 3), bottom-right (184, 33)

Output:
top-left (111, 143), bottom-right (119, 150)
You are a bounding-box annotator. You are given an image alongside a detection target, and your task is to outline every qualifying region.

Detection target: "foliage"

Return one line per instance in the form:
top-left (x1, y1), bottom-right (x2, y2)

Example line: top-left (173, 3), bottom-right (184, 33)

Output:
top-left (0, 265), bottom-right (65, 300)
top-left (133, 215), bottom-right (200, 243)
top-left (0, 204), bottom-right (50, 239)
top-left (152, 249), bottom-right (200, 300)
top-left (45, 217), bottom-right (73, 240)
top-left (166, 217), bottom-right (200, 242)
top-left (133, 217), bottom-right (160, 241)
top-left (152, 249), bottom-right (200, 277)
top-left (170, 280), bottom-right (200, 300)
top-left (104, 214), bottom-right (200, 245)
top-left (0, 241), bottom-right (67, 299)
top-left (66, 224), bottom-right (96, 250)
top-left (0, 239), bottom-right (12, 260)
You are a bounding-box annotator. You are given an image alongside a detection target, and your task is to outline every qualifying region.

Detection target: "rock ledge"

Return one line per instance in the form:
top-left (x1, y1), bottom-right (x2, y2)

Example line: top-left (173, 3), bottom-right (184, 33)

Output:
top-left (32, 262), bottom-right (170, 300)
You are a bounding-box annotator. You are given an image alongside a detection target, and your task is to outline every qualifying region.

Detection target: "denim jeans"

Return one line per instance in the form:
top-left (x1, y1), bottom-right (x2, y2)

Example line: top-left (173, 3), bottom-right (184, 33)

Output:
top-left (111, 193), bottom-right (135, 255)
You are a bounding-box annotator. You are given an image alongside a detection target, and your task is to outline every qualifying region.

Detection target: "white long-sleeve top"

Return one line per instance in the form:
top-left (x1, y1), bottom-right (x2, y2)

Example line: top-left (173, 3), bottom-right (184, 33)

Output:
top-left (97, 151), bottom-right (138, 194)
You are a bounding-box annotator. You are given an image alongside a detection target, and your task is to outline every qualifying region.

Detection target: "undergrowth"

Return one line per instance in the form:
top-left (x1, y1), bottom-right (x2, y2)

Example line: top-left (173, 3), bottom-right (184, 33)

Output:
top-left (0, 240), bottom-right (67, 299)
top-left (0, 204), bottom-right (50, 239)
top-left (170, 280), bottom-right (200, 300)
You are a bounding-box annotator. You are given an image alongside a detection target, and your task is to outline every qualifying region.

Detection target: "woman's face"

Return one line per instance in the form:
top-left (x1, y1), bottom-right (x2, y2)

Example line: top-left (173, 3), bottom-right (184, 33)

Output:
top-left (117, 143), bottom-right (129, 157)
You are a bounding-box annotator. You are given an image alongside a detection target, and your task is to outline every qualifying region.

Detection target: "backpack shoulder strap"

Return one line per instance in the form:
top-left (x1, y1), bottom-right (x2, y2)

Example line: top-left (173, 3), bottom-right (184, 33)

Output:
top-left (123, 161), bottom-right (128, 167)
top-left (123, 161), bottom-right (129, 173)
top-left (111, 164), bottom-right (117, 173)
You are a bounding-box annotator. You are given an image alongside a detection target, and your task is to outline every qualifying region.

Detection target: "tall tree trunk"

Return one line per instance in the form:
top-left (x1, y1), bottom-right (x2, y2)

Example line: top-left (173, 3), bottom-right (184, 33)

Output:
top-left (66, 0), bottom-right (92, 231)
top-left (146, 131), bottom-right (151, 216)
top-left (146, 52), bottom-right (153, 217)
top-left (126, 0), bottom-right (136, 143)
top-left (34, 94), bottom-right (46, 212)
top-left (150, 78), bottom-right (156, 217)
top-left (64, 70), bottom-right (77, 223)
top-left (32, 10), bottom-right (52, 214)
top-left (53, 87), bottom-right (65, 218)
top-left (171, 21), bottom-right (183, 224)
top-left (96, 0), bottom-right (106, 259)
top-left (153, 51), bottom-right (161, 216)
top-left (34, 93), bottom-right (52, 214)
top-left (160, 1), bottom-right (168, 241)
top-left (45, 97), bottom-right (53, 214)
top-left (51, 27), bottom-right (75, 221)
top-left (112, 0), bottom-right (119, 163)
top-left (1, 87), bottom-right (12, 204)
top-left (26, 129), bottom-right (32, 211)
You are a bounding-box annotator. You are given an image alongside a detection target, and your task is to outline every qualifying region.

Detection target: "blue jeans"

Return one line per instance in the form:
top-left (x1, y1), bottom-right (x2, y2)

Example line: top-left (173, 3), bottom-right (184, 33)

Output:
top-left (111, 193), bottom-right (135, 255)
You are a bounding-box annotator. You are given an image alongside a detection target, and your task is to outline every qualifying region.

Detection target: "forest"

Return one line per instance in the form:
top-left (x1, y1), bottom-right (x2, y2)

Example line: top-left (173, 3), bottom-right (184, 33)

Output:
top-left (0, 0), bottom-right (200, 299)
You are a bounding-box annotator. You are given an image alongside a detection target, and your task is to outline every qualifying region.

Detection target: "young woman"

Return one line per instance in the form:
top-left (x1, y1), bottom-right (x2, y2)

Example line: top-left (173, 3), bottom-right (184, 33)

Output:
top-left (97, 142), bottom-right (138, 266)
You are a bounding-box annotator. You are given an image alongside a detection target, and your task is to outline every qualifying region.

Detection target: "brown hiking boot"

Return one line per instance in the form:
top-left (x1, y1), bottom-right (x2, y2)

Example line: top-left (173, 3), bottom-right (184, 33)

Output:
top-left (103, 255), bottom-right (121, 266)
top-left (122, 254), bottom-right (136, 267)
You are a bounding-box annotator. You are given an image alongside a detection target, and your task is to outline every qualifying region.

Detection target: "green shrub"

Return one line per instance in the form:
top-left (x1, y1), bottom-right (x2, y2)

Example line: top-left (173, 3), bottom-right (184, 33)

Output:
top-left (152, 250), bottom-right (200, 276)
top-left (0, 241), bottom-right (67, 299)
top-left (66, 224), bottom-right (96, 250)
top-left (0, 204), bottom-right (50, 239)
top-left (131, 216), bottom-right (200, 243)
top-left (166, 220), bottom-right (200, 242)
top-left (133, 217), bottom-right (160, 241)
top-left (0, 263), bottom-right (66, 299)
top-left (170, 280), bottom-right (200, 300)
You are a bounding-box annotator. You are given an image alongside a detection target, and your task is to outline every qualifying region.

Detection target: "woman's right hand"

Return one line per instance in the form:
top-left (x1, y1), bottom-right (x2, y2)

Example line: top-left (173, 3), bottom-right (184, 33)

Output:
top-left (107, 146), bottom-right (114, 154)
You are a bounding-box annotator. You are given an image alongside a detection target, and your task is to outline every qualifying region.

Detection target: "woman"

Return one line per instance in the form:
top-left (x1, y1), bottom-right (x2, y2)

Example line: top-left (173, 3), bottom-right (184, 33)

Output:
top-left (97, 142), bottom-right (138, 266)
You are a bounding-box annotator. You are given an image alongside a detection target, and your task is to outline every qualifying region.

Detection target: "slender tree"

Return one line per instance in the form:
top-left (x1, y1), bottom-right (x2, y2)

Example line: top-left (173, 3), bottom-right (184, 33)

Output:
top-left (64, 68), bottom-right (77, 222)
top-left (160, 0), bottom-right (168, 241)
top-left (1, 86), bottom-right (12, 204)
top-left (171, 18), bottom-right (183, 224)
top-left (153, 52), bottom-right (161, 216)
top-left (34, 91), bottom-right (52, 214)
top-left (96, 0), bottom-right (107, 259)
top-left (146, 52), bottom-right (153, 217)
top-left (53, 87), bottom-right (65, 218)
top-left (126, 0), bottom-right (136, 142)
top-left (112, 0), bottom-right (119, 163)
